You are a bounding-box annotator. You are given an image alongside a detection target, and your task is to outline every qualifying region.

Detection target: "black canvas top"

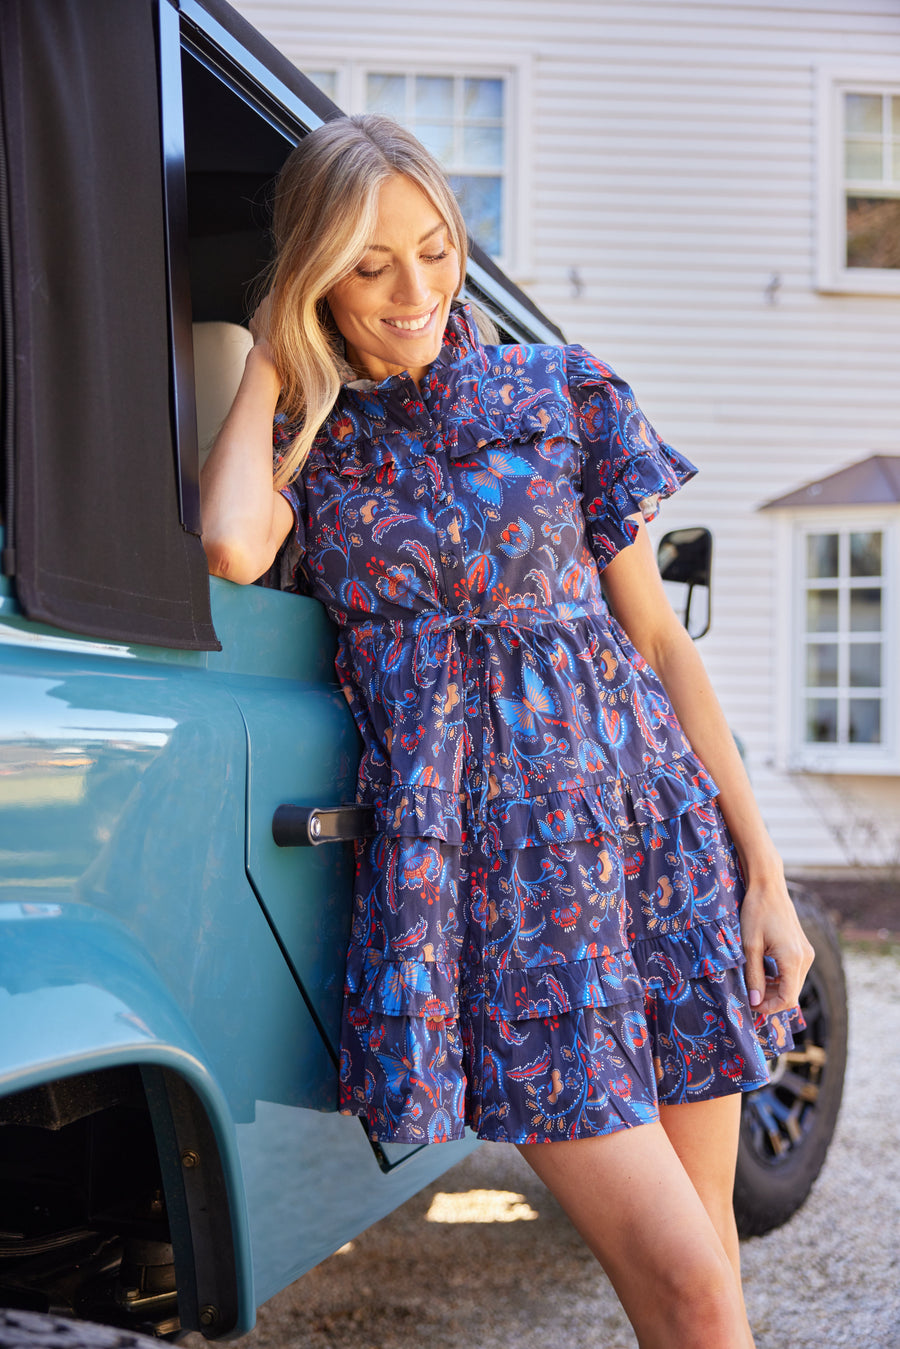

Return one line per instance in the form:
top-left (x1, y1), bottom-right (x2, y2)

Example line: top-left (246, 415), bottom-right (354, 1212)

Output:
top-left (0, 0), bottom-right (220, 649)
top-left (0, 0), bottom-right (562, 651)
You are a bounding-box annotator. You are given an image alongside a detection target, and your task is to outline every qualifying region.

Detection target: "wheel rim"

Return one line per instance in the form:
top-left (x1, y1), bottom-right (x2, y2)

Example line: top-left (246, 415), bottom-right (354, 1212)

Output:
top-left (740, 966), bottom-right (830, 1165)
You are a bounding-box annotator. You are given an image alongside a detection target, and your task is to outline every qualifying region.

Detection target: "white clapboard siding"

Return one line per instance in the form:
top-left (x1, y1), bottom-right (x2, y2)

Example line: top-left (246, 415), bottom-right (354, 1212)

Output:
top-left (232, 0), bottom-right (900, 870)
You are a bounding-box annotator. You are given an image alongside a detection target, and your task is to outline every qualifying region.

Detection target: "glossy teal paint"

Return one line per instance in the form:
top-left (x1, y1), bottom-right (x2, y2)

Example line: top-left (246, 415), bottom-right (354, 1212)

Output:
top-left (239, 676), bottom-right (358, 1051)
top-left (0, 899), bottom-right (255, 1323)
top-left (238, 1103), bottom-right (476, 1308)
top-left (0, 559), bottom-right (479, 1331)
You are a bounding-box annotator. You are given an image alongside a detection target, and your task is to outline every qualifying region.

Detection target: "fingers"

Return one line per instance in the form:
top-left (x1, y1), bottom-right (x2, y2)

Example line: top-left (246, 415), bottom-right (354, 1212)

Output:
top-left (741, 891), bottom-right (815, 1020)
top-left (249, 292), bottom-right (273, 345)
top-left (742, 936), bottom-right (766, 1013)
top-left (758, 932), bottom-right (814, 1019)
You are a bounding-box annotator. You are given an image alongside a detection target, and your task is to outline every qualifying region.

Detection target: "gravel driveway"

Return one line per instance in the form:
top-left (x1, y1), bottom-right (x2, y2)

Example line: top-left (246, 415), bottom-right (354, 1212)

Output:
top-left (214, 950), bottom-right (900, 1349)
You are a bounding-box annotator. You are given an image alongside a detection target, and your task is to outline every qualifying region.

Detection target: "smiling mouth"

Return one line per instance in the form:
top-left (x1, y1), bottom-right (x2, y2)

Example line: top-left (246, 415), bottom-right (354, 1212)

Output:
top-left (382, 306), bottom-right (438, 333)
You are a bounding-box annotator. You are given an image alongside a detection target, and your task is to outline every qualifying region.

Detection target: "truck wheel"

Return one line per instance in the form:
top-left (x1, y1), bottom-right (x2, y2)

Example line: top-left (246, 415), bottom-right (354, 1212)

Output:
top-left (0, 1311), bottom-right (160, 1349)
top-left (733, 888), bottom-right (848, 1238)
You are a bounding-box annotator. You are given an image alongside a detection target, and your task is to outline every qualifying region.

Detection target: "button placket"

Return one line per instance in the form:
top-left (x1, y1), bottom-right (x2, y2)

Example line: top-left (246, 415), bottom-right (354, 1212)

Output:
top-left (430, 441), bottom-right (465, 599)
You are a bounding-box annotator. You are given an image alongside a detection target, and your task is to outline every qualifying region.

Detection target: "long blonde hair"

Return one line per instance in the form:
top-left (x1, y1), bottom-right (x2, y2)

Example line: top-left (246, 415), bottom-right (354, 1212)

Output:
top-left (267, 114), bottom-right (487, 488)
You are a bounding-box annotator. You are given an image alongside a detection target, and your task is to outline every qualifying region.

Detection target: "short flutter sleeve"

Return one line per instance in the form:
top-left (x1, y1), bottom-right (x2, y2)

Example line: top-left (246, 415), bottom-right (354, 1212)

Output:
top-left (566, 345), bottom-right (697, 570)
top-left (271, 412), bottom-right (307, 592)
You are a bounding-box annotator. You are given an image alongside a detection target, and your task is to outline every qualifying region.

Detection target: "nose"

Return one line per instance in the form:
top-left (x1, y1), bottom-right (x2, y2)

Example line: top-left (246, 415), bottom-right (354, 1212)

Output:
top-left (391, 259), bottom-right (430, 307)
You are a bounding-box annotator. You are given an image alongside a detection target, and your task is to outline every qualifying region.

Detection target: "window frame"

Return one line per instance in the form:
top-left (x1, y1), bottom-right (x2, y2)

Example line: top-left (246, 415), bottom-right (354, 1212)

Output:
top-left (773, 508), bottom-right (900, 774)
top-left (298, 52), bottom-right (531, 276)
top-left (816, 59), bottom-right (900, 296)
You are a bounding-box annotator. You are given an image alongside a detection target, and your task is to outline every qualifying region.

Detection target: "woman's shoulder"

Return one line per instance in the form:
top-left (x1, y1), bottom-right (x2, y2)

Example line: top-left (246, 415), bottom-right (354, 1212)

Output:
top-left (475, 338), bottom-right (623, 399)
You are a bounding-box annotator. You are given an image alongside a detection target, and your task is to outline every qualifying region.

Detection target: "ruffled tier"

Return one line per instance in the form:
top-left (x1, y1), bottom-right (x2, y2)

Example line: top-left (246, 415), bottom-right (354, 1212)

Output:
top-left (339, 949), bottom-right (789, 1144)
top-left (358, 748), bottom-right (720, 849)
top-left (754, 1003), bottom-right (807, 1059)
top-left (345, 945), bottom-right (460, 1018)
top-left (346, 909), bottom-right (749, 1027)
top-left (340, 903), bottom-right (804, 1143)
top-left (486, 915), bottom-right (748, 1024)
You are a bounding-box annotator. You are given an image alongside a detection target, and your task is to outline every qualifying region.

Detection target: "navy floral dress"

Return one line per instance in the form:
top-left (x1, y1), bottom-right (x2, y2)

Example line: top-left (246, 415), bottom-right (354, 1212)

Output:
top-left (275, 303), bottom-right (801, 1145)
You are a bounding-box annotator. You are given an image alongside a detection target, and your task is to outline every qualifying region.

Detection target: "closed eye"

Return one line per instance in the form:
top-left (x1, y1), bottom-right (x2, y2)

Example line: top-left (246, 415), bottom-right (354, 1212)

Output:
top-left (354, 247), bottom-right (451, 280)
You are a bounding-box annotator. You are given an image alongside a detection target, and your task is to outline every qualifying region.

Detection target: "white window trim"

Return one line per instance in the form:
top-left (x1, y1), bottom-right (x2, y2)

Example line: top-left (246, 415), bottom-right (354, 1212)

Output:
top-left (816, 58), bottom-right (900, 297)
top-left (772, 507), bottom-right (900, 775)
top-left (293, 49), bottom-right (532, 277)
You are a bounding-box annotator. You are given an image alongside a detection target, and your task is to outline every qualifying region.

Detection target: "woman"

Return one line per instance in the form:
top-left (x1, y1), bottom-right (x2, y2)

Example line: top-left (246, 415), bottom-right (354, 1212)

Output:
top-left (202, 114), bottom-right (813, 1348)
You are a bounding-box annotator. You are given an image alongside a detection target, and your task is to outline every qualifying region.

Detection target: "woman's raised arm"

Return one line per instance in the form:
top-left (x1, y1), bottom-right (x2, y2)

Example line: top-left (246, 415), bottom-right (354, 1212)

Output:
top-left (200, 334), bottom-right (294, 584)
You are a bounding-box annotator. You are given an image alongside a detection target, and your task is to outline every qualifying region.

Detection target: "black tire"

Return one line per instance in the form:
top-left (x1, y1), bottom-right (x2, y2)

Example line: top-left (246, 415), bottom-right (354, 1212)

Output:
top-left (733, 887), bottom-right (848, 1238)
top-left (0, 1311), bottom-right (159, 1349)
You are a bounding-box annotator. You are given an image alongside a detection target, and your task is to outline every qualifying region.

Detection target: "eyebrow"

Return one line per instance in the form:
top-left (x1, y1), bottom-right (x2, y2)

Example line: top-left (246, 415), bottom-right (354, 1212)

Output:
top-left (364, 222), bottom-right (446, 254)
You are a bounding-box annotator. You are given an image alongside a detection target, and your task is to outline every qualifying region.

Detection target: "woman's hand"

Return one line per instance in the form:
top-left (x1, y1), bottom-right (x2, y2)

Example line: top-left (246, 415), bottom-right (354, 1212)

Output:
top-left (739, 874), bottom-right (815, 1019)
top-left (248, 293), bottom-right (274, 353)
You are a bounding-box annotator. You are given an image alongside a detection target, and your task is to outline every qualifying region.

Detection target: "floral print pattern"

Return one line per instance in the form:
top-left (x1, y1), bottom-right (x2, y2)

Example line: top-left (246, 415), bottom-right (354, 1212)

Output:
top-left (275, 304), bottom-right (801, 1144)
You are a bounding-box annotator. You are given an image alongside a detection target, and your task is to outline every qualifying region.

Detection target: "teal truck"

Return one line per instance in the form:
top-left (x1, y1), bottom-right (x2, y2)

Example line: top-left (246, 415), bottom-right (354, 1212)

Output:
top-left (0, 1), bottom-right (846, 1342)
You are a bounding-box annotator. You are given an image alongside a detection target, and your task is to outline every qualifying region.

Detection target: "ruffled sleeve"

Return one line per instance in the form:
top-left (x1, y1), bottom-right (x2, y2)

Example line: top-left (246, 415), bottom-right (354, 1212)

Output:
top-left (271, 412), bottom-right (307, 592)
top-left (566, 345), bottom-right (697, 569)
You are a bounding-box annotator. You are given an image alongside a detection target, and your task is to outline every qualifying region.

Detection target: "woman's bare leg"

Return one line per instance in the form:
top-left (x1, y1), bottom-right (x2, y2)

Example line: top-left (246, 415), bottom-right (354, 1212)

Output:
top-left (516, 1117), bottom-right (755, 1349)
top-left (659, 1094), bottom-right (744, 1290)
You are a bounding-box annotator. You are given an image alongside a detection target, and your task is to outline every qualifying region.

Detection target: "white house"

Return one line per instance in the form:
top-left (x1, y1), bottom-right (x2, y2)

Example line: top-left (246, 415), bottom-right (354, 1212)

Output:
top-left (232, 0), bottom-right (900, 877)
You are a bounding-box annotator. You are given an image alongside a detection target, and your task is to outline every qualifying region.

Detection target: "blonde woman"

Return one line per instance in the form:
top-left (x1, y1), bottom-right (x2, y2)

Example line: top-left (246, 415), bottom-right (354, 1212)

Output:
top-left (201, 115), bottom-right (812, 1349)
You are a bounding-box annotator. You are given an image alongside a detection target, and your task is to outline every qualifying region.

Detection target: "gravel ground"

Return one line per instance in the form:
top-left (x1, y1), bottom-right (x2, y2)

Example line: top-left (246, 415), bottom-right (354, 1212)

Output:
top-left (212, 949), bottom-right (900, 1349)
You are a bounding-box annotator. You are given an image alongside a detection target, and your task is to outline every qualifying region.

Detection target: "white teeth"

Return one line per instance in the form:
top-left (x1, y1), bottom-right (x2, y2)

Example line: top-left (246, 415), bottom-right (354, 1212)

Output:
top-left (385, 311), bottom-right (432, 331)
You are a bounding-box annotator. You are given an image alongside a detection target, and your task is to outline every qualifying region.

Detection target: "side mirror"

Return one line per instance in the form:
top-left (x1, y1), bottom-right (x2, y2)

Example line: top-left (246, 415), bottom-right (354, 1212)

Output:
top-left (656, 527), bottom-right (712, 640)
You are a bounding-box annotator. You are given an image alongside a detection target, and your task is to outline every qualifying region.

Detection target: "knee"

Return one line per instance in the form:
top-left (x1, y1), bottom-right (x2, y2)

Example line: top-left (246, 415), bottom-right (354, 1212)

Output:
top-left (650, 1246), bottom-right (747, 1348)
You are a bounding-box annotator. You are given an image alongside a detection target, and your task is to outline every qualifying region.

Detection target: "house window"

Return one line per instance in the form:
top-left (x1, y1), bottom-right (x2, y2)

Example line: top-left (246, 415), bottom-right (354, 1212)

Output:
top-left (299, 59), bottom-right (521, 267)
top-left (843, 92), bottom-right (900, 270)
top-left (817, 66), bottom-right (900, 294)
top-left (764, 458), bottom-right (900, 771)
top-left (305, 70), bottom-right (338, 102)
top-left (362, 72), bottom-right (506, 258)
top-left (801, 527), bottom-right (885, 750)
top-left (778, 513), bottom-right (899, 772)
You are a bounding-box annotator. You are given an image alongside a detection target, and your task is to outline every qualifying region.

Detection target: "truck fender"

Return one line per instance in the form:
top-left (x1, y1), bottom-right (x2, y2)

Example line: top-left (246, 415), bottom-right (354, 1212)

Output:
top-left (0, 899), bottom-right (254, 1337)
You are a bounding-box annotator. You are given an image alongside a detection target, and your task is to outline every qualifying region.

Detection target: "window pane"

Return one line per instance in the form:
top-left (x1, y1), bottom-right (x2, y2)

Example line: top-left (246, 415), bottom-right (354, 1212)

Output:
top-left (845, 139), bottom-right (883, 180)
top-left (366, 73), bottom-right (407, 116)
top-left (849, 698), bottom-right (882, 744)
top-left (806, 589), bottom-right (839, 632)
top-left (893, 95), bottom-right (900, 135)
top-left (849, 642), bottom-right (882, 687)
top-left (806, 698), bottom-right (838, 743)
top-left (416, 120), bottom-right (455, 160)
top-left (415, 76), bottom-right (453, 118)
top-left (806, 643), bottom-right (839, 688)
top-left (462, 124), bottom-right (504, 167)
top-left (450, 174), bottom-right (501, 255)
top-left (806, 533), bottom-right (838, 578)
top-left (849, 587), bottom-right (882, 631)
top-left (845, 92), bottom-right (882, 134)
top-left (846, 196), bottom-right (900, 268)
top-left (464, 78), bottom-right (504, 120)
top-left (305, 70), bottom-right (337, 99)
top-left (893, 142), bottom-right (900, 184)
top-left (850, 530), bottom-right (882, 577)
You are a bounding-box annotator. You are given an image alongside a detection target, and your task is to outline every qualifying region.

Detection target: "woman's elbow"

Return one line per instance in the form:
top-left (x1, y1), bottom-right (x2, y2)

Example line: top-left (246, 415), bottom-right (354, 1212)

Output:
top-left (202, 533), bottom-right (272, 585)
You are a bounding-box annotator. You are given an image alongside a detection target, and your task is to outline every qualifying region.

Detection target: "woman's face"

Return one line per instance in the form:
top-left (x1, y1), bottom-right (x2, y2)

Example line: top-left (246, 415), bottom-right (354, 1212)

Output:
top-left (327, 174), bottom-right (461, 387)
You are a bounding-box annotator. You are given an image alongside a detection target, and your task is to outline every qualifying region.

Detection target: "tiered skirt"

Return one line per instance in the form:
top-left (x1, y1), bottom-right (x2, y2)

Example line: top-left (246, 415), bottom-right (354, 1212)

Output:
top-left (338, 755), bottom-right (803, 1144)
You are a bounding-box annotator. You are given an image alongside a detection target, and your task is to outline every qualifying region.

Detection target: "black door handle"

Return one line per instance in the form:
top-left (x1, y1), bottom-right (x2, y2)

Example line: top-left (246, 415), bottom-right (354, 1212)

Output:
top-left (272, 803), bottom-right (377, 847)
